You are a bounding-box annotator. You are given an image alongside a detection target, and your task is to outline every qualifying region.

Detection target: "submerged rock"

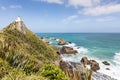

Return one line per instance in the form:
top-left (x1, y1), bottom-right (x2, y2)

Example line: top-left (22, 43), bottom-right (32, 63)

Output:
top-left (52, 37), bottom-right (56, 40)
top-left (102, 61), bottom-right (110, 66)
top-left (106, 68), bottom-right (110, 70)
top-left (58, 38), bottom-right (66, 45)
top-left (60, 46), bottom-right (78, 54)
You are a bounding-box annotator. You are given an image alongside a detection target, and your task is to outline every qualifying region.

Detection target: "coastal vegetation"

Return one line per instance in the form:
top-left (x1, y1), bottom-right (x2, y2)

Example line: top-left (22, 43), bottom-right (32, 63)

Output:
top-left (0, 20), bottom-right (67, 80)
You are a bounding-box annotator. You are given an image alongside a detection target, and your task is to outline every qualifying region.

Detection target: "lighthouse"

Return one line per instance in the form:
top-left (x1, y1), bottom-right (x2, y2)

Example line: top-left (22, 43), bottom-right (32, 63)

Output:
top-left (15, 16), bottom-right (22, 22)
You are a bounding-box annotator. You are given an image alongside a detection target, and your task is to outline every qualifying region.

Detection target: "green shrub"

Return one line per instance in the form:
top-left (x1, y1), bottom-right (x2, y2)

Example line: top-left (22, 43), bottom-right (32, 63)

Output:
top-left (39, 64), bottom-right (67, 80)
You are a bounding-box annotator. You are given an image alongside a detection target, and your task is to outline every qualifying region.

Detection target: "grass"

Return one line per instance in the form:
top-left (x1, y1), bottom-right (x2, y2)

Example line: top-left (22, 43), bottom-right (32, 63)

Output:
top-left (0, 21), bottom-right (62, 79)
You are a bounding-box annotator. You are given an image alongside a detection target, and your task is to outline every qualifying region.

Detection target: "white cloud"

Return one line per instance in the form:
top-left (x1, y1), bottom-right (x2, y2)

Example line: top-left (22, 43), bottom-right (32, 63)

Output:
top-left (9, 5), bottom-right (22, 9)
top-left (68, 0), bottom-right (100, 8)
top-left (62, 15), bottom-right (78, 23)
top-left (1, 6), bottom-right (7, 10)
top-left (33, 0), bottom-right (120, 16)
top-left (35, 0), bottom-right (64, 4)
top-left (81, 4), bottom-right (120, 16)
top-left (96, 16), bottom-right (115, 22)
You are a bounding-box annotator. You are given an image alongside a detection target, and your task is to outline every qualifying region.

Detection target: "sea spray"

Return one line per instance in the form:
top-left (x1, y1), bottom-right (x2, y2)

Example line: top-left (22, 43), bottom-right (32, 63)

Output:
top-left (38, 35), bottom-right (120, 80)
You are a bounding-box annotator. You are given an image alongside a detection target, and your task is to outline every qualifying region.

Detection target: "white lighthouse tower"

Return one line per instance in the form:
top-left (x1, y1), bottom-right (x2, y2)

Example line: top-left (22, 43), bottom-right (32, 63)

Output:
top-left (15, 16), bottom-right (22, 22)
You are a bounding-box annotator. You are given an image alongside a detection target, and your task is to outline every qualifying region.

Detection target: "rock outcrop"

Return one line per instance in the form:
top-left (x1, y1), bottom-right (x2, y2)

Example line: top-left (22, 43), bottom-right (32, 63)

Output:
top-left (58, 38), bottom-right (66, 45)
top-left (80, 57), bottom-right (100, 72)
top-left (59, 60), bottom-right (90, 80)
top-left (102, 61), bottom-right (110, 66)
top-left (60, 46), bottom-right (78, 54)
top-left (81, 57), bottom-right (89, 65)
top-left (5, 16), bottom-right (28, 34)
top-left (90, 60), bottom-right (100, 72)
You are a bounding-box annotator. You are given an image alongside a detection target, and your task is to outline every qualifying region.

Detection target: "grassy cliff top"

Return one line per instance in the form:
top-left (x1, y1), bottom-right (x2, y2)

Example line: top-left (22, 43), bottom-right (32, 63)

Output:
top-left (0, 19), bottom-right (66, 80)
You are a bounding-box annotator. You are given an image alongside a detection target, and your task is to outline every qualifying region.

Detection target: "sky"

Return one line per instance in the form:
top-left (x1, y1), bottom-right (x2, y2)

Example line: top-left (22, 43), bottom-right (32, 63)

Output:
top-left (0, 0), bottom-right (120, 33)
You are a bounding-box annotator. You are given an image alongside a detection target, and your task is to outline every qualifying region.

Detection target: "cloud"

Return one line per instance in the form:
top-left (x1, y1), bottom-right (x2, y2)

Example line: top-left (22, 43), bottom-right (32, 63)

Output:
top-left (96, 16), bottom-right (115, 22)
top-left (62, 15), bottom-right (78, 23)
top-left (9, 5), bottom-right (22, 9)
top-left (33, 0), bottom-right (120, 16)
top-left (34, 0), bottom-right (64, 4)
top-left (1, 6), bottom-right (7, 10)
top-left (81, 4), bottom-right (120, 16)
top-left (68, 0), bottom-right (100, 8)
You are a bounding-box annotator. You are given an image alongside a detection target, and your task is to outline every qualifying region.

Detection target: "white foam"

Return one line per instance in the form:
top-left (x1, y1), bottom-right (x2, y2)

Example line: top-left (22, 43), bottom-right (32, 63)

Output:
top-left (74, 47), bottom-right (88, 53)
top-left (88, 55), bottom-right (120, 80)
top-left (56, 39), bottom-right (59, 41)
top-left (61, 51), bottom-right (120, 80)
top-left (113, 52), bottom-right (120, 65)
top-left (98, 61), bottom-right (120, 80)
top-left (64, 43), bottom-right (76, 47)
top-left (48, 37), bottom-right (120, 79)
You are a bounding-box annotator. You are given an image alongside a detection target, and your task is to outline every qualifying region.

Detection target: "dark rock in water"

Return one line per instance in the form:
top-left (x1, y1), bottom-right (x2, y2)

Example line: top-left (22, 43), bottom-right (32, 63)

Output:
top-left (52, 37), bottom-right (56, 40)
top-left (106, 68), bottom-right (110, 70)
top-left (68, 42), bottom-right (72, 44)
top-left (102, 61), bottom-right (110, 66)
top-left (58, 38), bottom-right (66, 45)
top-left (80, 57), bottom-right (100, 72)
top-left (81, 57), bottom-right (89, 65)
top-left (60, 46), bottom-right (78, 54)
top-left (90, 60), bottom-right (100, 72)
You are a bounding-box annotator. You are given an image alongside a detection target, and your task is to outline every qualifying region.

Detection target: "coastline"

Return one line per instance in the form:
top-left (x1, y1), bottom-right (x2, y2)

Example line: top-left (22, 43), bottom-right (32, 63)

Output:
top-left (40, 35), bottom-right (118, 80)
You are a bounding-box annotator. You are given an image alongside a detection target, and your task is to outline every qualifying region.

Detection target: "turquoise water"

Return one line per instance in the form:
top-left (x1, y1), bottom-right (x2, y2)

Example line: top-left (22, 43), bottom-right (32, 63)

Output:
top-left (37, 33), bottom-right (120, 62)
top-left (36, 33), bottom-right (120, 79)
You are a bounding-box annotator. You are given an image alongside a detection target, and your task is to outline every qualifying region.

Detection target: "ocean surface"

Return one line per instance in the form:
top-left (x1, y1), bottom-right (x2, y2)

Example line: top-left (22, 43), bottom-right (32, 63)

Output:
top-left (36, 33), bottom-right (120, 80)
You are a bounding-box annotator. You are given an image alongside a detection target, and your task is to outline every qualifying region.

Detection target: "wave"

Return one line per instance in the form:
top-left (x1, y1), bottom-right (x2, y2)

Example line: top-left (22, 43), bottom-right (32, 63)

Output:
top-left (113, 52), bottom-right (120, 65)
top-left (61, 44), bottom-right (120, 80)
top-left (48, 37), bottom-right (120, 80)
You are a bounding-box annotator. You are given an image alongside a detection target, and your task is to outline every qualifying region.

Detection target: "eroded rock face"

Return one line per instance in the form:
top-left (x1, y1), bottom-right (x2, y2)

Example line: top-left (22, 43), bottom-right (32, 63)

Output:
top-left (90, 60), bottom-right (100, 72)
top-left (81, 57), bottom-right (89, 65)
top-left (59, 60), bottom-right (86, 80)
top-left (80, 57), bottom-right (100, 72)
top-left (102, 61), bottom-right (110, 66)
top-left (60, 46), bottom-right (78, 54)
top-left (58, 38), bottom-right (66, 45)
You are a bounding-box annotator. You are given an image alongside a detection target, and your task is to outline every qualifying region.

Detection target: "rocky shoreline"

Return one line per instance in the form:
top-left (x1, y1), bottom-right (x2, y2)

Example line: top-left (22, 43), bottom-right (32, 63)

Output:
top-left (41, 36), bottom-right (117, 80)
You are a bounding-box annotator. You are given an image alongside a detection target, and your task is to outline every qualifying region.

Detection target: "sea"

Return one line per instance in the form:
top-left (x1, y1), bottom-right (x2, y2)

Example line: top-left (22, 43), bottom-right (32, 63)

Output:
top-left (36, 33), bottom-right (120, 80)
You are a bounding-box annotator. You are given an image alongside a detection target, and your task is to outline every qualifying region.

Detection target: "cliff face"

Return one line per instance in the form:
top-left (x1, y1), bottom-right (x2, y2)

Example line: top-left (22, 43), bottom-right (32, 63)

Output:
top-left (0, 17), bottom-right (63, 80)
